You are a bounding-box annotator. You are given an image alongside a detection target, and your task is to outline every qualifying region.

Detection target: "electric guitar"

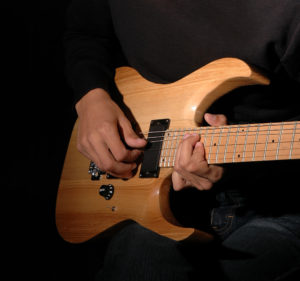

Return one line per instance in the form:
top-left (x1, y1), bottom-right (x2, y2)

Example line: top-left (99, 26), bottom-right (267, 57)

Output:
top-left (55, 58), bottom-right (300, 243)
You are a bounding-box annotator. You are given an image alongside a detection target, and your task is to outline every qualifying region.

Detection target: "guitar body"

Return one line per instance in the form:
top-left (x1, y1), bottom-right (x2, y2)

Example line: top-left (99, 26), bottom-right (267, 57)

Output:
top-left (56, 58), bottom-right (269, 243)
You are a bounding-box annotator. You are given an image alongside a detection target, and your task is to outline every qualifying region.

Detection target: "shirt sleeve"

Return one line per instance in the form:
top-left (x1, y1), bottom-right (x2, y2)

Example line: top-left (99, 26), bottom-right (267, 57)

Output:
top-left (64, 0), bottom-right (126, 104)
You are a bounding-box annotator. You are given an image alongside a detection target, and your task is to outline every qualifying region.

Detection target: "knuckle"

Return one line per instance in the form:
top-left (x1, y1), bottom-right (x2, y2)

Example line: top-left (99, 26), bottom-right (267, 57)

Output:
top-left (99, 121), bottom-right (112, 133)
top-left (173, 162), bottom-right (181, 173)
top-left (177, 158), bottom-right (189, 170)
top-left (87, 131), bottom-right (99, 143)
top-left (102, 160), bottom-right (114, 172)
top-left (114, 148), bottom-right (128, 162)
top-left (201, 180), bottom-right (213, 190)
top-left (76, 141), bottom-right (83, 152)
top-left (212, 166), bottom-right (224, 182)
top-left (76, 137), bottom-right (88, 152)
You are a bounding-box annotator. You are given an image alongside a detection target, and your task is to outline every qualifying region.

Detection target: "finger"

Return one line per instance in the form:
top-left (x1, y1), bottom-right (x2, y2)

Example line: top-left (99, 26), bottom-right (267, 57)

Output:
top-left (104, 124), bottom-right (142, 163)
top-left (174, 136), bottom-right (183, 168)
top-left (178, 134), bottom-right (201, 167)
top-left (119, 116), bottom-right (147, 148)
top-left (92, 142), bottom-right (137, 178)
top-left (191, 141), bottom-right (207, 164)
top-left (204, 113), bottom-right (227, 127)
top-left (191, 142), bottom-right (224, 183)
top-left (172, 171), bottom-right (186, 191)
top-left (85, 131), bottom-right (136, 178)
top-left (172, 171), bottom-right (194, 191)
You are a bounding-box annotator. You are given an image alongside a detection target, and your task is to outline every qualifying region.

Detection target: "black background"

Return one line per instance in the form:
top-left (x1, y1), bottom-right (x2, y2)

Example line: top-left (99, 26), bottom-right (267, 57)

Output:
top-left (9, 1), bottom-right (96, 280)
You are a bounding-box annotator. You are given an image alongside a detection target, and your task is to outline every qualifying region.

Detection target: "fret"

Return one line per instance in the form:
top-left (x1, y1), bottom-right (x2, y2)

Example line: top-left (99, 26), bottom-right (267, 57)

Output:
top-left (275, 123), bottom-right (284, 160)
top-left (159, 121), bottom-right (299, 168)
top-left (203, 127), bottom-right (209, 148)
top-left (225, 125), bottom-right (240, 163)
top-left (167, 129), bottom-right (175, 167)
top-left (289, 122), bottom-right (297, 159)
top-left (232, 125), bottom-right (241, 162)
top-left (223, 126), bottom-right (231, 163)
top-left (263, 123), bottom-right (272, 160)
top-left (172, 129), bottom-right (182, 167)
top-left (198, 127), bottom-right (203, 144)
top-left (207, 128), bottom-right (216, 164)
top-left (289, 121), bottom-right (300, 159)
top-left (162, 130), bottom-right (171, 167)
top-left (252, 124), bottom-right (261, 161)
top-left (242, 124), bottom-right (250, 162)
top-left (215, 127), bottom-right (224, 163)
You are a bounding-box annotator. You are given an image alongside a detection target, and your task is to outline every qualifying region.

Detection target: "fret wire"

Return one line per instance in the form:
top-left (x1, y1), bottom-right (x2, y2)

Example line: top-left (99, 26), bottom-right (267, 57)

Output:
top-left (242, 124), bottom-right (250, 161)
top-left (232, 125), bottom-right (240, 162)
top-left (289, 121), bottom-right (298, 159)
top-left (167, 129), bottom-right (174, 167)
top-left (223, 126), bottom-right (231, 163)
top-left (160, 129), bottom-right (167, 167)
top-left (203, 127), bottom-right (209, 147)
top-left (207, 128), bottom-right (215, 164)
top-left (251, 124), bottom-right (259, 161)
top-left (171, 129), bottom-right (178, 167)
top-left (263, 123), bottom-right (272, 160)
top-left (172, 128), bottom-right (182, 166)
top-left (165, 129), bottom-right (172, 167)
top-left (275, 123), bottom-right (284, 160)
top-left (215, 126), bottom-right (223, 163)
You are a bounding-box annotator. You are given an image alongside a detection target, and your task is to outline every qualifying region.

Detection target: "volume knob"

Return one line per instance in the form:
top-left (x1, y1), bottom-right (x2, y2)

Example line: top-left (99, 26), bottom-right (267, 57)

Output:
top-left (99, 184), bottom-right (114, 200)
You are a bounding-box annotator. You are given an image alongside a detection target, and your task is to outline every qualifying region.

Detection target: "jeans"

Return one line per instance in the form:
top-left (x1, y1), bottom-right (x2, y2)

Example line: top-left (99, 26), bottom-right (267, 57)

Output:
top-left (95, 189), bottom-right (300, 281)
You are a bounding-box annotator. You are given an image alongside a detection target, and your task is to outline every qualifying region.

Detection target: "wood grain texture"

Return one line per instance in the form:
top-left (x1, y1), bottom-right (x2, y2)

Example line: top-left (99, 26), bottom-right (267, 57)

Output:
top-left (56, 58), bottom-right (271, 243)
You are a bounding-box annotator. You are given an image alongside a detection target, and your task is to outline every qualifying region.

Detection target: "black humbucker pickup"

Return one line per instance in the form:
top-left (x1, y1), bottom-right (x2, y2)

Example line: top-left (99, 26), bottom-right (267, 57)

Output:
top-left (139, 119), bottom-right (170, 178)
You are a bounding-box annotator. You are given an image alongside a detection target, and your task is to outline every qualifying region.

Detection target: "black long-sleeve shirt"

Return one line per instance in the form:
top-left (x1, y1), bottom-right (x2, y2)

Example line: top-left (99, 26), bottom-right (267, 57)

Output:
top-left (64, 0), bottom-right (300, 213)
top-left (65, 0), bottom-right (300, 121)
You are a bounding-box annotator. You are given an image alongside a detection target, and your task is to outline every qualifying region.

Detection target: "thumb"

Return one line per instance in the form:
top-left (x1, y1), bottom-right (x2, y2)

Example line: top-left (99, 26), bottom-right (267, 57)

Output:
top-left (204, 113), bottom-right (227, 127)
top-left (119, 117), bottom-right (147, 148)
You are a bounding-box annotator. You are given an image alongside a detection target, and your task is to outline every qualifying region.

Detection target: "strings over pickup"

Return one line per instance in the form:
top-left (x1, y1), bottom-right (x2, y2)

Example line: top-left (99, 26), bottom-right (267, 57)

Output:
top-left (139, 119), bottom-right (170, 178)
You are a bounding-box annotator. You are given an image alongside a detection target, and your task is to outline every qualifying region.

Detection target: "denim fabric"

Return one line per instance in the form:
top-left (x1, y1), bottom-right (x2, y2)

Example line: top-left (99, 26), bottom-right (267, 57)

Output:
top-left (210, 189), bottom-right (300, 241)
top-left (210, 190), bottom-right (256, 240)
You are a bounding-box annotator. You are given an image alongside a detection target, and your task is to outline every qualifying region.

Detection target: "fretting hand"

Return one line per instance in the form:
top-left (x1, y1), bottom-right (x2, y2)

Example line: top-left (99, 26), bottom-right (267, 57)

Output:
top-left (172, 113), bottom-right (227, 191)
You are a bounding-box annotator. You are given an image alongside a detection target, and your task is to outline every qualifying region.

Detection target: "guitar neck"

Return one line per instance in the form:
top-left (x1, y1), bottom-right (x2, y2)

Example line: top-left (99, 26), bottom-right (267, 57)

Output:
top-left (157, 120), bottom-right (300, 167)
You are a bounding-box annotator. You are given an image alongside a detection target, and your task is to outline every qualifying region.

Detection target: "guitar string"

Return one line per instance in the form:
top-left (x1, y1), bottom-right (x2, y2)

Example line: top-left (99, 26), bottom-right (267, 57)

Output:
top-left (158, 152), bottom-right (300, 166)
top-left (145, 140), bottom-right (300, 153)
top-left (139, 121), bottom-right (299, 137)
top-left (147, 131), bottom-right (300, 143)
top-left (158, 147), bottom-right (300, 156)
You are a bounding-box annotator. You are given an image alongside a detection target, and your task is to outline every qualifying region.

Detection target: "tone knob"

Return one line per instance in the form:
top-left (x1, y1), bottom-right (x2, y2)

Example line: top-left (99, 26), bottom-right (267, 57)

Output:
top-left (99, 184), bottom-right (114, 200)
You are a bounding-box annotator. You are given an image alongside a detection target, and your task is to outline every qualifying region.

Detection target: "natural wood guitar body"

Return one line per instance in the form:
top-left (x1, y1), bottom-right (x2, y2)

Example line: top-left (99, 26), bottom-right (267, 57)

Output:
top-left (56, 58), bottom-right (271, 243)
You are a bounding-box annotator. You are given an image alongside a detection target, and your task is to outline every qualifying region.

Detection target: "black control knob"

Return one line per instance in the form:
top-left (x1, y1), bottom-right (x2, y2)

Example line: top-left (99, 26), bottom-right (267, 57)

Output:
top-left (99, 184), bottom-right (114, 200)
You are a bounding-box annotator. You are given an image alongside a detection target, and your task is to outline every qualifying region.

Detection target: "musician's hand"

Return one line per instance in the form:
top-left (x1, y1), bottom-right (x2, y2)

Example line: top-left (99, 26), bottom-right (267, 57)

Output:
top-left (75, 88), bottom-right (147, 178)
top-left (172, 113), bottom-right (227, 191)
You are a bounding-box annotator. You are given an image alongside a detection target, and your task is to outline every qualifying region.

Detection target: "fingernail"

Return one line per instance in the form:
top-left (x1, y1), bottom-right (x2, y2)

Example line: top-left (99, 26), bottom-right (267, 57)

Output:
top-left (195, 141), bottom-right (202, 148)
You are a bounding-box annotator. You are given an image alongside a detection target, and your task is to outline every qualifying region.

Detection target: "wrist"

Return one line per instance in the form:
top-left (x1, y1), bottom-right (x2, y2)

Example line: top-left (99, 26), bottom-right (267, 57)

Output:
top-left (75, 88), bottom-right (111, 115)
